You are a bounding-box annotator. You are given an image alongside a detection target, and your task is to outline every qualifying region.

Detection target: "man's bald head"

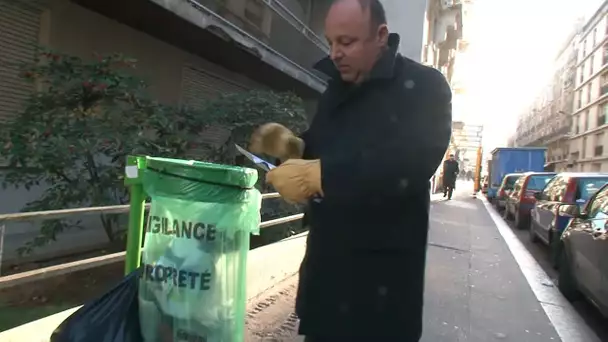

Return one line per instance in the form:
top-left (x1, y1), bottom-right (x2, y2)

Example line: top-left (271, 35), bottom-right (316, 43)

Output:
top-left (332, 0), bottom-right (387, 32)
top-left (325, 0), bottom-right (389, 83)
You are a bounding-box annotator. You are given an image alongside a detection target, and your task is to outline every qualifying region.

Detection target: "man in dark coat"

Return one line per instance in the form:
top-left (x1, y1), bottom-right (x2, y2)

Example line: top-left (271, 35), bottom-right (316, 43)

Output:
top-left (442, 154), bottom-right (459, 200)
top-left (249, 0), bottom-right (452, 340)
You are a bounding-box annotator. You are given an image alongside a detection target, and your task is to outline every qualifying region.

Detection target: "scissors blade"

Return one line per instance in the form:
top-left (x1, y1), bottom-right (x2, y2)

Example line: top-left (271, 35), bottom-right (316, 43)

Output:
top-left (234, 144), bottom-right (276, 172)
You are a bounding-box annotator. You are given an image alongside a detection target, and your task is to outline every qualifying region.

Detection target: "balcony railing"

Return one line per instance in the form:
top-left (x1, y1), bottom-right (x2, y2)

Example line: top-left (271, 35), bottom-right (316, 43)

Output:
top-left (261, 0), bottom-right (329, 52)
top-left (187, 0), bottom-right (329, 78)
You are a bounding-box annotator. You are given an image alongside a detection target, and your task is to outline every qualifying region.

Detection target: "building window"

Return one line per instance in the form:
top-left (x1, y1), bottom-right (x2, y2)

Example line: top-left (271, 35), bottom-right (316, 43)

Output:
top-left (593, 28), bottom-right (598, 47)
top-left (602, 72), bottom-right (608, 96)
top-left (604, 44), bottom-right (608, 65)
top-left (590, 54), bottom-right (594, 75)
top-left (583, 136), bottom-right (588, 158)
top-left (599, 103), bottom-right (607, 127)
top-left (595, 132), bottom-right (604, 157)
top-left (580, 65), bottom-right (584, 84)
top-left (571, 151), bottom-right (580, 162)
top-left (587, 83), bottom-right (593, 103)
top-left (592, 163), bottom-right (602, 171)
top-left (602, 102), bottom-right (608, 125)
top-left (578, 90), bottom-right (582, 109)
top-left (585, 110), bottom-right (590, 131)
top-left (574, 114), bottom-right (580, 134)
top-left (583, 40), bottom-right (587, 57)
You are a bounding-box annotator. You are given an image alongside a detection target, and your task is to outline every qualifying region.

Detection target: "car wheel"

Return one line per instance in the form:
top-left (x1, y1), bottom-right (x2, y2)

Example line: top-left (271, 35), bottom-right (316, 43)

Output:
top-left (558, 249), bottom-right (581, 301)
top-left (529, 221), bottom-right (539, 243)
top-left (515, 211), bottom-right (528, 230)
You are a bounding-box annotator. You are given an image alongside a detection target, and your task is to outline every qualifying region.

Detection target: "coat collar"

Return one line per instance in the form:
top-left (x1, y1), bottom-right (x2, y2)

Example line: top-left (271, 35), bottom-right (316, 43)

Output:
top-left (313, 33), bottom-right (401, 82)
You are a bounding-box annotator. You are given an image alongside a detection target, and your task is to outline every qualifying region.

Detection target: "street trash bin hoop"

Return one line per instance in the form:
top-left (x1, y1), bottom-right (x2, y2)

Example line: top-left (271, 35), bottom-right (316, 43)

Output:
top-left (138, 157), bottom-right (262, 342)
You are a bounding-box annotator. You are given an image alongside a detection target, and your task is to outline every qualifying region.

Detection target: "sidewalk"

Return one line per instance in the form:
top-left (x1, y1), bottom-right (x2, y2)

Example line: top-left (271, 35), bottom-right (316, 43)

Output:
top-left (244, 188), bottom-right (599, 341)
top-left (424, 194), bottom-right (558, 341)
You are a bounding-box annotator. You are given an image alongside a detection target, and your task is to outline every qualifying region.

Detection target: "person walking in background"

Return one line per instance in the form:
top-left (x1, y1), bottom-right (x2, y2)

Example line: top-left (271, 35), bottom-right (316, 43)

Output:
top-left (442, 154), bottom-right (459, 200)
top-left (249, 0), bottom-right (452, 340)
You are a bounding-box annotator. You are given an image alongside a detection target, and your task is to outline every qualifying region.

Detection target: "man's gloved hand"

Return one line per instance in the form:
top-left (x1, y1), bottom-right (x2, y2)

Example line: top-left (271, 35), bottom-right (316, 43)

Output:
top-left (266, 159), bottom-right (323, 203)
top-left (249, 123), bottom-right (305, 162)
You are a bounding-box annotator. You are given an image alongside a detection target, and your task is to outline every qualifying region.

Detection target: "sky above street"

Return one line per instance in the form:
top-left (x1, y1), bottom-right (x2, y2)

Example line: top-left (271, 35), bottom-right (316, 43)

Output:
top-left (457, 0), bottom-right (604, 151)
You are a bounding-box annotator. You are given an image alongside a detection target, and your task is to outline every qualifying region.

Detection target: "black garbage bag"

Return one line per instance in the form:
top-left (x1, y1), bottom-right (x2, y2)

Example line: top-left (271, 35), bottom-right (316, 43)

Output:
top-left (50, 269), bottom-right (143, 342)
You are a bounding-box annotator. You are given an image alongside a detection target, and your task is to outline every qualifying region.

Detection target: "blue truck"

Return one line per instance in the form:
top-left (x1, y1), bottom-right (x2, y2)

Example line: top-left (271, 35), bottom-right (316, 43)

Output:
top-left (486, 147), bottom-right (547, 200)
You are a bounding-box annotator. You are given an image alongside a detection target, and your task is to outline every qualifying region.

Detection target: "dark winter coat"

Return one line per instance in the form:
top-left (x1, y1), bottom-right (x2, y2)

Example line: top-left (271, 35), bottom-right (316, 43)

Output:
top-left (442, 159), bottom-right (459, 187)
top-left (296, 33), bottom-right (452, 340)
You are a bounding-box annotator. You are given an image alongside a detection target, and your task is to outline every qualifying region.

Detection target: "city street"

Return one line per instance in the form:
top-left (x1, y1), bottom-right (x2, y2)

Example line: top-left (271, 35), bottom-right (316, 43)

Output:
top-left (243, 183), bottom-right (601, 341)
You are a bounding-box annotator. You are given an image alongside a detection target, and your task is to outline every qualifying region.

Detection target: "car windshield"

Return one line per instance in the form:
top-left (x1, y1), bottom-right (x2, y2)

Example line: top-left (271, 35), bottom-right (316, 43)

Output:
top-left (576, 177), bottom-right (608, 201)
top-left (527, 175), bottom-right (555, 190)
top-left (504, 175), bottom-right (521, 189)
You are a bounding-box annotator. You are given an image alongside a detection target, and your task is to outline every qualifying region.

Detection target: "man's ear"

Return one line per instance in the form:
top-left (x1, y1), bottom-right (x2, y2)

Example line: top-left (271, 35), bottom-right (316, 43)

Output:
top-left (377, 24), bottom-right (389, 45)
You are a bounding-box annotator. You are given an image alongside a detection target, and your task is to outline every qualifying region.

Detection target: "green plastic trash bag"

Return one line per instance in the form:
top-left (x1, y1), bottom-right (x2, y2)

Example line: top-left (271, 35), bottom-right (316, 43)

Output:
top-left (138, 157), bottom-right (262, 342)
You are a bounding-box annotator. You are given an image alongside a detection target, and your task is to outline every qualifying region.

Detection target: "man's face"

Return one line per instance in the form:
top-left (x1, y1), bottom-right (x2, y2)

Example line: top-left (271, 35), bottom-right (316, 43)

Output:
top-left (324, 1), bottom-right (388, 83)
top-left (449, 155), bottom-right (455, 161)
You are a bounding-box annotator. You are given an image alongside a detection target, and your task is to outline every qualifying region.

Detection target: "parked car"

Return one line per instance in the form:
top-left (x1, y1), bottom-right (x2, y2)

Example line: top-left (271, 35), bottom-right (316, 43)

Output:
top-left (529, 173), bottom-right (608, 267)
top-left (557, 185), bottom-right (608, 317)
top-left (504, 172), bottom-right (556, 229)
top-left (494, 173), bottom-right (523, 211)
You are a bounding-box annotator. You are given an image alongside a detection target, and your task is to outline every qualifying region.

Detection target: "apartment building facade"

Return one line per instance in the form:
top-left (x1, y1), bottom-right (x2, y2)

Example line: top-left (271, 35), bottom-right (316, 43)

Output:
top-left (421, 0), bottom-right (466, 84)
top-left (514, 1), bottom-right (608, 172)
top-left (514, 21), bottom-right (581, 172)
top-left (569, 1), bottom-right (608, 172)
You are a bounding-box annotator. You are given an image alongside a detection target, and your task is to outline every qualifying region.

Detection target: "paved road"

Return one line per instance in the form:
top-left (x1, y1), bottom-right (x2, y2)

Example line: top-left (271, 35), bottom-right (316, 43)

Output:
top-left (497, 204), bottom-right (608, 341)
top-left (243, 186), bottom-right (597, 341)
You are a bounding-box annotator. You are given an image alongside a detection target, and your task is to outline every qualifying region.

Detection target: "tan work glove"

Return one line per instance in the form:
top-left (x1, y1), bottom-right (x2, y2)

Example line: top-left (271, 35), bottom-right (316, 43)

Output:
top-left (249, 123), bottom-right (305, 162)
top-left (266, 159), bottom-right (323, 203)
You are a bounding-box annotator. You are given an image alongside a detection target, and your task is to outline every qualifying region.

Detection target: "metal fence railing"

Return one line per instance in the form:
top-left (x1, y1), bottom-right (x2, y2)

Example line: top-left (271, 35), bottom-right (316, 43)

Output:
top-left (0, 192), bottom-right (303, 290)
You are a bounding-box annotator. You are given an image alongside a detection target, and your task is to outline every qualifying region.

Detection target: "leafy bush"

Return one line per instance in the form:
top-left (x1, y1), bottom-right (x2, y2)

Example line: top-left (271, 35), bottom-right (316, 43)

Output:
top-left (0, 48), bottom-right (308, 254)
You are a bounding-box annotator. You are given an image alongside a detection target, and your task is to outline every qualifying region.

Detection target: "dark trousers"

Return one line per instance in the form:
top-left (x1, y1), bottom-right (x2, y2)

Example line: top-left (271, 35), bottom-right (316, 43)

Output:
top-left (443, 185), bottom-right (453, 198)
top-left (443, 177), bottom-right (455, 199)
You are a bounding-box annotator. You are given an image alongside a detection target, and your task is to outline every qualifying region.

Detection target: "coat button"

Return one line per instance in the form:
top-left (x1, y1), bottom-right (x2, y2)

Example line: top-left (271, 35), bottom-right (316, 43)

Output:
top-left (404, 80), bottom-right (415, 89)
top-left (378, 286), bottom-right (388, 296)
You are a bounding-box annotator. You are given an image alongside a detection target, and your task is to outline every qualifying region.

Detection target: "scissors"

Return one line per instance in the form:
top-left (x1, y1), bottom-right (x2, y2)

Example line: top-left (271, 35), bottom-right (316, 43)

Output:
top-left (235, 144), bottom-right (276, 172)
top-left (234, 144), bottom-right (323, 203)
